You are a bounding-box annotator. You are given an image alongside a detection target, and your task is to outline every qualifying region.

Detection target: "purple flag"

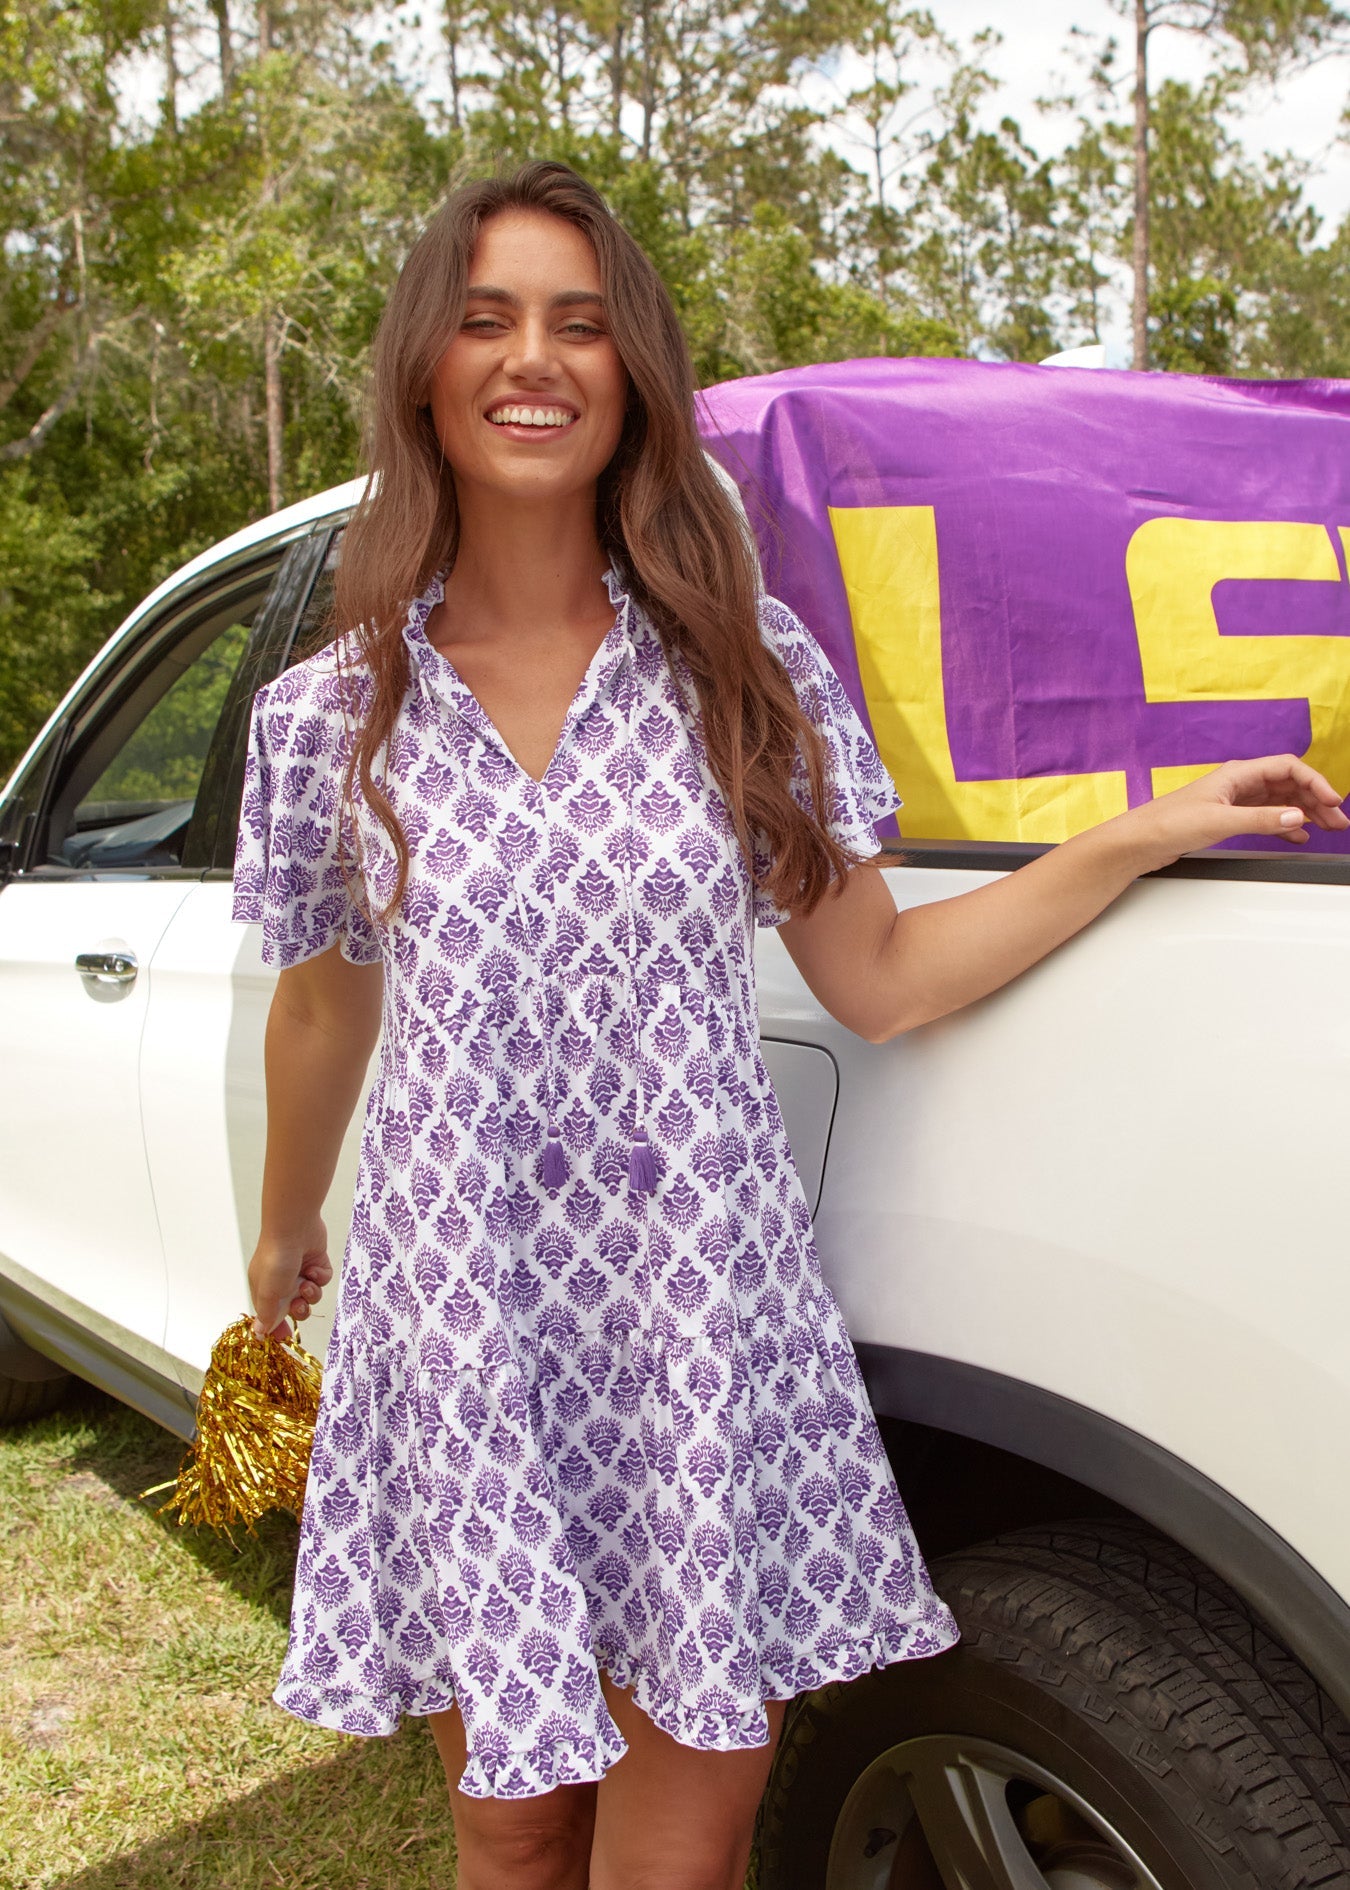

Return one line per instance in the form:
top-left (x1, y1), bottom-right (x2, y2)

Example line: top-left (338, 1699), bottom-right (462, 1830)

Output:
top-left (696, 357), bottom-right (1350, 851)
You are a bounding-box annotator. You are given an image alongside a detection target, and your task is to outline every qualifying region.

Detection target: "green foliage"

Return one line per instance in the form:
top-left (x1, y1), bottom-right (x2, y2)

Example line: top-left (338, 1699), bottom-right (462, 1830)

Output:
top-left (2, 0), bottom-right (1349, 777)
top-left (907, 112), bottom-right (1063, 361)
top-left (87, 617), bottom-right (252, 807)
top-left (0, 471), bottom-right (111, 769)
top-left (1152, 274), bottom-right (1242, 372)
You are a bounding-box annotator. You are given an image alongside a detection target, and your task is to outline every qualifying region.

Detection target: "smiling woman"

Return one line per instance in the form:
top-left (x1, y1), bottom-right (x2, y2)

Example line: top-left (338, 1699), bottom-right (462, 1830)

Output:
top-left (232, 159), bottom-right (964, 1890)
top-left (430, 236), bottom-right (623, 486)
top-left (417, 212), bottom-right (631, 787)
top-left (230, 157), bottom-right (1346, 1890)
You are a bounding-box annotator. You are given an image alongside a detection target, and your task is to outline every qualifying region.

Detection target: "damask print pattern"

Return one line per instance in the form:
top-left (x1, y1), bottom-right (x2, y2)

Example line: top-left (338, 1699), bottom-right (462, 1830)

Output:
top-left (232, 566), bottom-right (960, 1799)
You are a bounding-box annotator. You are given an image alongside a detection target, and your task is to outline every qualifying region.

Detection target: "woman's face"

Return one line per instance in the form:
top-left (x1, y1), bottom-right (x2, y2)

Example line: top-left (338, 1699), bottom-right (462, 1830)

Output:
top-left (428, 208), bottom-right (628, 509)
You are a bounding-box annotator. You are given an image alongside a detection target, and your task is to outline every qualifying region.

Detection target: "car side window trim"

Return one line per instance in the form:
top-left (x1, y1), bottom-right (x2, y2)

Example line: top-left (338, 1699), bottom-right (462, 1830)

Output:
top-left (202, 523), bottom-right (343, 877)
top-left (15, 555), bottom-right (282, 883)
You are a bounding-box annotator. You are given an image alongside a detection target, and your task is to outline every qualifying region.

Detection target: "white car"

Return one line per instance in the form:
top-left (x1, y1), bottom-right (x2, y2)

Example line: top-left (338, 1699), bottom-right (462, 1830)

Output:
top-left (2, 476), bottom-right (1348, 1890)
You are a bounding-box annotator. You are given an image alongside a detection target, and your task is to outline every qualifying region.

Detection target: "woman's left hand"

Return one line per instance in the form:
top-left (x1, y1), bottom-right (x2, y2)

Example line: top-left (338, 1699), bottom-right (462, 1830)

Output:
top-left (781, 750), bottom-right (1349, 1043)
top-left (1124, 754), bottom-right (1349, 870)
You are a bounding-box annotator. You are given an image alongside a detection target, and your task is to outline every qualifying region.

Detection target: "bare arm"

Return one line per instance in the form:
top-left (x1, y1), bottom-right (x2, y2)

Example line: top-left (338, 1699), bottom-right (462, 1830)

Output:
top-left (779, 755), bottom-right (1349, 1044)
top-left (248, 945), bottom-right (384, 1337)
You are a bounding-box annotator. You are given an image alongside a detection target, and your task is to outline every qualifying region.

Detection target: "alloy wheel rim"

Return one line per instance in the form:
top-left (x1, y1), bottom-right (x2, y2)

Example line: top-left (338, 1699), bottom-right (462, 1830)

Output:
top-left (825, 1732), bottom-right (1169, 1890)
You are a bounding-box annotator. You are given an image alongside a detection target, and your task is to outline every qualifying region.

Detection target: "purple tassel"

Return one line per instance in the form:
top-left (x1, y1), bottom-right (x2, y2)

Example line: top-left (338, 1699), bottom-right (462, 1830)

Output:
top-left (541, 1122), bottom-right (569, 1188)
top-left (627, 1126), bottom-right (657, 1194)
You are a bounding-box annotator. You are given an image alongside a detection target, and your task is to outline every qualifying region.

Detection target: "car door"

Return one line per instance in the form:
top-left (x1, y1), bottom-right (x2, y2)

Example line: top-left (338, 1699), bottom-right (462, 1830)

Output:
top-left (0, 548), bottom-right (287, 1389)
top-left (142, 524), bottom-right (376, 1391)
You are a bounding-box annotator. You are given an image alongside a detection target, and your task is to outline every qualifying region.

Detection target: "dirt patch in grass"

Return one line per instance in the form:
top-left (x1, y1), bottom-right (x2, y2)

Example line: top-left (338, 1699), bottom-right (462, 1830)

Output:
top-left (0, 1386), bottom-right (457, 1890)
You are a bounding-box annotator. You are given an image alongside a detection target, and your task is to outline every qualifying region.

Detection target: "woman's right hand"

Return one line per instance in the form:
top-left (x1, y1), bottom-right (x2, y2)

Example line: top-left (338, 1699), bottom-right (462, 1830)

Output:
top-left (1115, 752), bottom-right (1348, 870)
top-left (248, 1218), bottom-right (332, 1339)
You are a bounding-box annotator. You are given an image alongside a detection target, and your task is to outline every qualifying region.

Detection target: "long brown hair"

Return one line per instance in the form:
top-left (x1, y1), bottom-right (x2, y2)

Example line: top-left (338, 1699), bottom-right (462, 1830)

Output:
top-left (333, 159), bottom-right (874, 923)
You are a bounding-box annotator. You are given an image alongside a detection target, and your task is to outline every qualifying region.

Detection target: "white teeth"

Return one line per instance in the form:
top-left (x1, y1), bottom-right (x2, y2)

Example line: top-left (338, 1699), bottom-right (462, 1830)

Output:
top-left (487, 406), bottom-right (573, 427)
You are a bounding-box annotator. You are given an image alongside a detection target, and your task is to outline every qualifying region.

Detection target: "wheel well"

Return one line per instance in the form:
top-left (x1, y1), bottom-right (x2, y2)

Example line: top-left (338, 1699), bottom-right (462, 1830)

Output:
top-left (856, 1341), bottom-right (1350, 1721)
top-left (877, 1413), bottom-right (1135, 1561)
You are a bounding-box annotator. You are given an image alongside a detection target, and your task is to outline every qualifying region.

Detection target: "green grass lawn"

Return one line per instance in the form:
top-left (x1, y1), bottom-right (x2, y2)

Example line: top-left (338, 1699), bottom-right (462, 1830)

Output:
top-left (2, 1384), bottom-right (770, 1889)
top-left (0, 1384), bottom-right (460, 1889)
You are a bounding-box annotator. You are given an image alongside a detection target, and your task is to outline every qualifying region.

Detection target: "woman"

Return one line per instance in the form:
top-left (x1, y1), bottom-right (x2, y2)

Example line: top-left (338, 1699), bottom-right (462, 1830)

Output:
top-left (233, 160), bottom-right (1346, 1890)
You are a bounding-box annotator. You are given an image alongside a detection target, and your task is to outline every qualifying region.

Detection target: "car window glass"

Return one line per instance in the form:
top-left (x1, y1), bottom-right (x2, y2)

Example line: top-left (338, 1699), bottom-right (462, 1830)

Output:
top-left (78, 616), bottom-right (251, 816)
top-left (49, 581), bottom-right (269, 872)
top-left (284, 526), bottom-right (344, 669)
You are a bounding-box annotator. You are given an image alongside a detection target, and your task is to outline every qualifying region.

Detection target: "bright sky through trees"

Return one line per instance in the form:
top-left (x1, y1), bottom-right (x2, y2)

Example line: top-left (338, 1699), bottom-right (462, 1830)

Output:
top-left (6, 0), bottom-right (1350, 777)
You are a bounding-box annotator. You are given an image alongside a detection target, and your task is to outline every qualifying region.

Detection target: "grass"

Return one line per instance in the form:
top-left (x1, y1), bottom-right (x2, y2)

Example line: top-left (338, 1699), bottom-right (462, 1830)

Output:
top-left (0, 1384), bottom-right (458, 1890)
top-left (1, 1384), bottom-right (768, 1890)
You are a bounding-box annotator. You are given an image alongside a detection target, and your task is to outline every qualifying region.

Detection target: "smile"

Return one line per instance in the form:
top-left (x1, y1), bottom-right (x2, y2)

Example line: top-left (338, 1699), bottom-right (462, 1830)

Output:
top-left (486, 406), bottom-right (576, 428)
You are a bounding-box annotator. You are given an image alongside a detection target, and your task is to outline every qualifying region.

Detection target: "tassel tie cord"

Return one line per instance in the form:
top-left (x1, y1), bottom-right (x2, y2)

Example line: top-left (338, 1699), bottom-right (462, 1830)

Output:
top-left (617, 631), bottom-right (658, 1194)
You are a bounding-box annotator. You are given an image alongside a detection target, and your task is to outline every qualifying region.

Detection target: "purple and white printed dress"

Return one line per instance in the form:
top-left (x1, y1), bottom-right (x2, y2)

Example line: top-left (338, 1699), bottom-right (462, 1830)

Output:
top-left (232, 562), bottom-right (960, 1798)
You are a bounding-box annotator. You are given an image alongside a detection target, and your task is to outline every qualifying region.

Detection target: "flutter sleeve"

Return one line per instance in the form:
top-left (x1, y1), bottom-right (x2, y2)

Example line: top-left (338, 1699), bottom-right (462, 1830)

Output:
top-left (752, 593), bottom-right (903, 928)
top-left (231, 664), bottom-right (382, 969)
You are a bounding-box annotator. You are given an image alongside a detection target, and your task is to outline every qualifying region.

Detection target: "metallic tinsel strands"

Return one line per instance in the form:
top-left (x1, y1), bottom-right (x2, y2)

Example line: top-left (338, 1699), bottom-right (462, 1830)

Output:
top-left (141, 1317), bottom-right (322, 1544)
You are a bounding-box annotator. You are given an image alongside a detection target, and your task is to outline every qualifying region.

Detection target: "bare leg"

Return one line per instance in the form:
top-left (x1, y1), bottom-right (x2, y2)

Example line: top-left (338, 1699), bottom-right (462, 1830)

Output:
top-left (428, 1701), bottom-right (598, 1890)
top-left (588, 1672), bottom-right (789, 1890)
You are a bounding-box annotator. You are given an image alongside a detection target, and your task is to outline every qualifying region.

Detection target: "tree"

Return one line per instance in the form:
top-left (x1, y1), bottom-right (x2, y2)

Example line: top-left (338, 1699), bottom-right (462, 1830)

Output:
top-left (906, 112), bottom-right (1063, 360)
top-left (1056, 119), bottom-right (1131, 345)
top-left (0, 0), bottom-right (448, 776)
top-left (1145, 75), bottom-right (1319, 370)
top-left (1107, 0), bottom-right (1349, 368)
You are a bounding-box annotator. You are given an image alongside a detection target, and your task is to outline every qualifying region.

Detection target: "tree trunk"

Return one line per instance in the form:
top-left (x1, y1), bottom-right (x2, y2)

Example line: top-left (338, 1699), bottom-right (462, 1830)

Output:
top-left (211, 0), bottom-right (234, 92)
top-left (554, 8), bottom-right (569, 129)
top-left (609, 12), bottom-right (625, 141)
top-left (163, 3), bottom-right (179, 132)
top-left (1132, 0), bottom-right (1149, 371)
top-left (445, 0), bottom-right (462, 131)
top-left (145, 319), bottom-right (161, 472)
top-left (264, 309), bottom-right (284, 513)
top-left (639, 0), bottom-right (654, 161)
top-left (258, 1), bottom-right (273, 55)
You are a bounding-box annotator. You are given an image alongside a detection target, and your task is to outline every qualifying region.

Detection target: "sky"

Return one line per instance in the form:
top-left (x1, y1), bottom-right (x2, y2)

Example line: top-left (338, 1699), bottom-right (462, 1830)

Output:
top-left (119, 0), bottom-right (1350, 355)
top-left (123, 1), bottom-right (1350, 228)
top-left (916, 0), bottom-right (1350, 227)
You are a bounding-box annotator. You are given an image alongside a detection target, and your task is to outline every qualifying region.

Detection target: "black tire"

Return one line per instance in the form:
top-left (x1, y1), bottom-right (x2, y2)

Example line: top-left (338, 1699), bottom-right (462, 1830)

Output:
top-left (0, 1370), bottom-right (72, 1426)
top-left (754, 1520), bottom-right (1350, 1890)
top-left (1005, 1520), bottom-right (1350, 1849)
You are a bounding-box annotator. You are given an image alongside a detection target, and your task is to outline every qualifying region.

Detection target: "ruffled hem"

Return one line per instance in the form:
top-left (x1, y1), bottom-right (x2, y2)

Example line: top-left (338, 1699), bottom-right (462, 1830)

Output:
top-left (274, 1675), bottom-right (631, 1796)
top-left (273, 1671), bottom-right (453, 1738)
top-left (456, 1717), bottom-right (630, 1798)
top-left (597, 1608), bottom-right (960, 1757)
top-left (273, 1607), bottom-right (962, 1797)
top-left (279, 1287), bottom-right (963, 1799)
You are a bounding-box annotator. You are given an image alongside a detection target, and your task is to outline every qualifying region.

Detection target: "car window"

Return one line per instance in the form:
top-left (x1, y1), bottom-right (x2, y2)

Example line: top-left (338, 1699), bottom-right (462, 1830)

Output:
top-left (73, 616), bottom-right (253, 839)
top-left (206, 524), bottom-right (347, 874)
top-left (283, 526), bottom-right (344, 670)
top-left (42, 572), bottom-right (273, 873)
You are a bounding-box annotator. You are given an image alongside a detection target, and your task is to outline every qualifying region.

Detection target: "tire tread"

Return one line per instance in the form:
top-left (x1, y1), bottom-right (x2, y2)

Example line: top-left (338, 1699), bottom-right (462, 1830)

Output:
top-left (754, 1519), bottom-right (1350, 1890)
top-left (0, 1372), bottom-right (71, 1426)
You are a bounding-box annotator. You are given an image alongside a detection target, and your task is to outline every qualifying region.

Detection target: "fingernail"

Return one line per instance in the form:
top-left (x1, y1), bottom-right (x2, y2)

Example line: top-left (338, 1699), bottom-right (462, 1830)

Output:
top-left (252, 1318), bottom-right (266, 1339)
top-left (1280, 809), bottom-right (1304, 826)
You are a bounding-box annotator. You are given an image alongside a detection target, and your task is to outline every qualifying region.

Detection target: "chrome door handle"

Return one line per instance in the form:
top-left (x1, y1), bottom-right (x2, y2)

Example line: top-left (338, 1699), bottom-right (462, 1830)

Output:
top-left (75, 949), bottom-right (138, 985)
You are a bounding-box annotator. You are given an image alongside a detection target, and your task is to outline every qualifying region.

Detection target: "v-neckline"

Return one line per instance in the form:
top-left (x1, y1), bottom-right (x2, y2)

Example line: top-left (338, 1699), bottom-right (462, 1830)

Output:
top-left (407, 571), bottom-right (633, 789)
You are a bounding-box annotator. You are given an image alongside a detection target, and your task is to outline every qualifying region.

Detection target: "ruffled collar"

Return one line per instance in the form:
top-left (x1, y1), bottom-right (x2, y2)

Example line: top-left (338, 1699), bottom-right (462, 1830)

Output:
top-left (397, 553), bottom-right (657, 1197)
top-left (402, 560), bottom-right (637, 730)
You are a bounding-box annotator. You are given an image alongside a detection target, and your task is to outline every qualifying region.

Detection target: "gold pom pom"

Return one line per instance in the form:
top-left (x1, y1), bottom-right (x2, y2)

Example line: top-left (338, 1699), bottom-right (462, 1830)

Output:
top-left (141, 1316), bottom-right (323, 1545)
